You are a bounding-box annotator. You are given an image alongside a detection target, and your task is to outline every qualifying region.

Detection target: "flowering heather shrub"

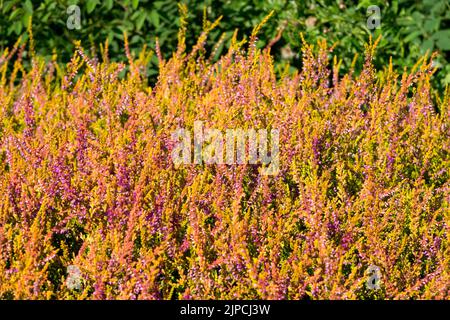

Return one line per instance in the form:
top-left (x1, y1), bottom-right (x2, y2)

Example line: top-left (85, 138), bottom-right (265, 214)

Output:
top-left (0, 22), bottom-right (449, 300)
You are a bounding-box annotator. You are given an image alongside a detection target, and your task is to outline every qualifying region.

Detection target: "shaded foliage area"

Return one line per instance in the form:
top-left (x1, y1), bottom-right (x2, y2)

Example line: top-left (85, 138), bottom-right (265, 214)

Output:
top-left (1, 0), bottom-right (450, 88)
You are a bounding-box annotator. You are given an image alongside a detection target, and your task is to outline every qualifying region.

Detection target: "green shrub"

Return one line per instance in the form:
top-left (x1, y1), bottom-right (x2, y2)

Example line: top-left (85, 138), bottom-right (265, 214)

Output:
top-left (0, 1), bottom-right (449, 86)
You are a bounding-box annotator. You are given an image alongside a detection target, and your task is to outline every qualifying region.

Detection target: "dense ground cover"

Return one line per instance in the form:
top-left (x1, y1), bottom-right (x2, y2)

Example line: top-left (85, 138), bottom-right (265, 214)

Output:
top-left (0, 21), bottom-right (449, 299)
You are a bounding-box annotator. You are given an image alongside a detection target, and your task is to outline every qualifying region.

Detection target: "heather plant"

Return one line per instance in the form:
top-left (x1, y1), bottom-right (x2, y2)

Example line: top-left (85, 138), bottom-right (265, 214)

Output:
top-left (0, 15), bottom-right (449, 300)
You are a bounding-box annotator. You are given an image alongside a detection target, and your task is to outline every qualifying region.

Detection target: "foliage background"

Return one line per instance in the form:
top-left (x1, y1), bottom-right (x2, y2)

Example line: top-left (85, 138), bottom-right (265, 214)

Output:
top-left (1, 0), bottom-right (450, 87)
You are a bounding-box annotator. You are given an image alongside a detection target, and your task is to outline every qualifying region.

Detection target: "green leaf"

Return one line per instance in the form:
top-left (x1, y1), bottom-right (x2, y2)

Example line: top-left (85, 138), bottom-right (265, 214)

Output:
top-left (12, 20), bottom-right (23, 35)
top-left (392, 0), bottom-right (398, 14)
top-left (23, 0), bottom-right (33, 13)
top-left (435, 30), bottom-right (450, 51)
top-left (424, 18), bottom-right (440, 33)
top-left (132, 0), bottom-right (139, 9)
top-left (22, 12), bottom-right (31, 26)
top-left (421, 38), bottom-right (434, 53)
top-left (153, 1), bottom-right (165, 10)
top-left (431, 1), bottom-right (446, 15)
top-left (135, 11), bottom-right (146, 30)
top-left (42, 12), bottom-right (51, 23)
top-left (105, 0), bottom-right (114, 10)
top-left (130, 11), bottom-right (140, 20)
top-left (149, 10), bottom-right (160, 28)
top-left (443, 72), bottom-right (450, 84)
top-left (9, 8), bottom-right (23, 21)
top-left (87, 0), bottom-right (99, 14)
top-left (411, 11), bottom-right (425, 27)
top-left (403, 31), bottom-right (421, 43)
top-left (3, 1), bottom-right (16, 14)
top-left (47, 2), bottom-right (57, 10)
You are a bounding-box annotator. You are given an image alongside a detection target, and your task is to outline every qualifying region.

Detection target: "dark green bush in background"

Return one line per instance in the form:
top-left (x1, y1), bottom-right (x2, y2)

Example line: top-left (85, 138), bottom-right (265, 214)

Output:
top-left (1, 0), bottom-right (449, 89)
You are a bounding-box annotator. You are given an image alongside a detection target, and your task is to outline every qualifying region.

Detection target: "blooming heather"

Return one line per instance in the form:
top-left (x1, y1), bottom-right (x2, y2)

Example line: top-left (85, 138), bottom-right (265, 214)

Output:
top-left (0, 26), bottom-right (449, 300)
